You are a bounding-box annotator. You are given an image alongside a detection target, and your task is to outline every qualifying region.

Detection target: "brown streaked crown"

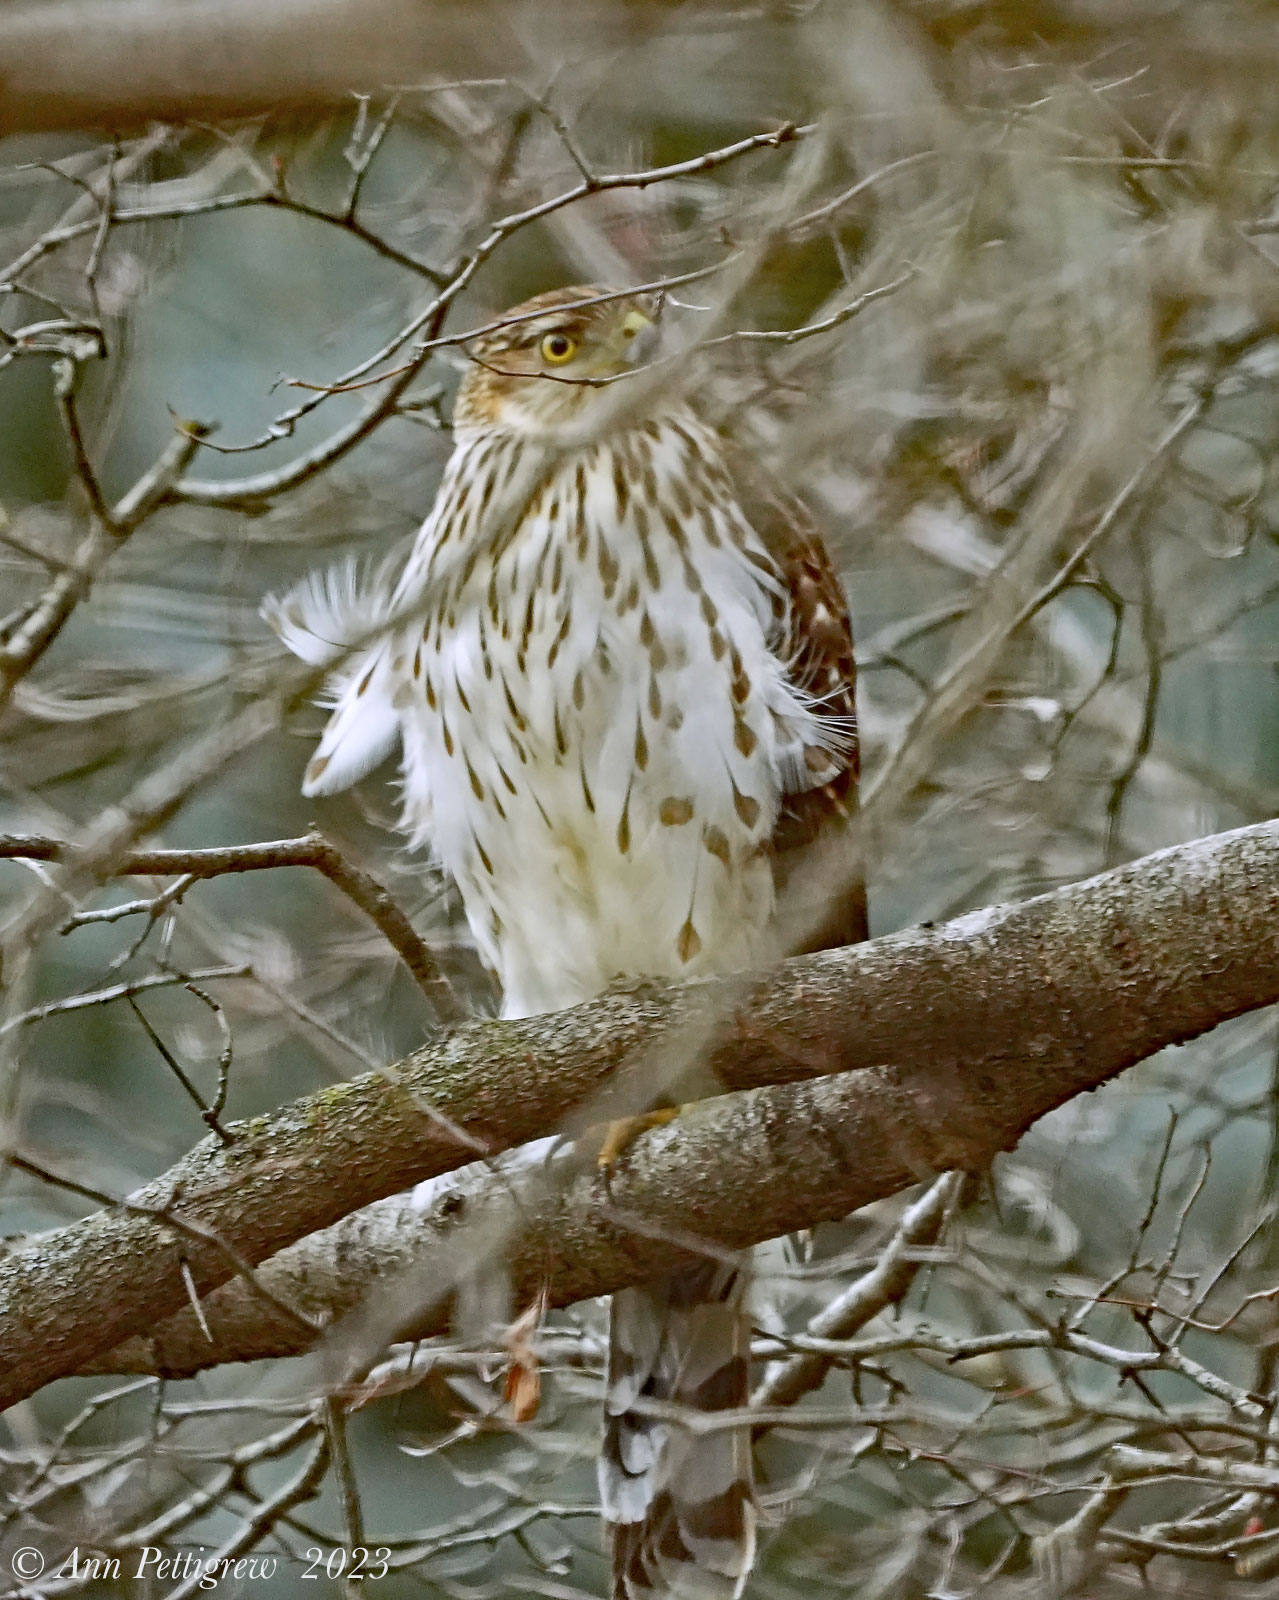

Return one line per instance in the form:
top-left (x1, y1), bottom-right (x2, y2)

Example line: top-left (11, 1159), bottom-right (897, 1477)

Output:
top-left (453, 284), bottom-right (656, 433)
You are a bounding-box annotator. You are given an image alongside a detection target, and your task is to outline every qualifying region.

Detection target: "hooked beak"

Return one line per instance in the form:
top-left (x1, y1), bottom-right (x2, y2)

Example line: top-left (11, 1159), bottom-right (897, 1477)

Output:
top-left (615, 304), bottom-right (660, 367)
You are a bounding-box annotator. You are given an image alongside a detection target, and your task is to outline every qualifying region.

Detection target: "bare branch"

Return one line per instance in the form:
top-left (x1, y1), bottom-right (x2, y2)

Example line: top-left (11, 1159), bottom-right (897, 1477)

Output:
top-left (0, 830), bottom-right (463, 1022)
top-left (751, 1170), bottom-right (964, 1418)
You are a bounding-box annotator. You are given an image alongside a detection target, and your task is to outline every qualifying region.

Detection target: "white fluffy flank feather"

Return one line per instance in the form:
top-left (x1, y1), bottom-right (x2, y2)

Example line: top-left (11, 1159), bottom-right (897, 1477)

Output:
top-left (262, 558), bottom-right (401, 796)
top-left (261, 556), bottom-right (394, 667)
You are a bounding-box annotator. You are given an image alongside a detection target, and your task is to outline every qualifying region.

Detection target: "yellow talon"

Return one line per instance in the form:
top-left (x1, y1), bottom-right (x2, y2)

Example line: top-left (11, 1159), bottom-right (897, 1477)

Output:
top-left (594, 1106), bottom-right (681, 1168)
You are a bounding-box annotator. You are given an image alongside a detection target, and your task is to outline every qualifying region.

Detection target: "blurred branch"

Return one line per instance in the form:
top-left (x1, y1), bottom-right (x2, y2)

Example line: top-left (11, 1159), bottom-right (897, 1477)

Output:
top-left (2, 0), bottom-right (1275, 144)
top-left (0, 0), bottom-right (622, 137)
top-left (0, 829), bottom-right (463, 1022)
top-left (1, 817), bottom-right (1276, 1399)
top-left (166, 1431), bottom-right (330, 1600)
top-left (860, 396), bottom-right (1205, 858)
top-left (1, 673), bottom-right (314, 962)
top-left (0, 421), bottom-right (208, 712)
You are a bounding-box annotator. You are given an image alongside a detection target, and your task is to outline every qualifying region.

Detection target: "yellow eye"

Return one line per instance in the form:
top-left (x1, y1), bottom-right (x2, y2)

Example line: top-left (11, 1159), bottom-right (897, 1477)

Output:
top-left (540, 331), bottom-right (578, 364)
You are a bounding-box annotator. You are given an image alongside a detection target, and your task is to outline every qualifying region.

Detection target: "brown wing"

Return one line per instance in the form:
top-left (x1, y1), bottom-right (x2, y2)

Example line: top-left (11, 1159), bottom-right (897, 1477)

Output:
top-left (724, 444), bottom-right (867, 954)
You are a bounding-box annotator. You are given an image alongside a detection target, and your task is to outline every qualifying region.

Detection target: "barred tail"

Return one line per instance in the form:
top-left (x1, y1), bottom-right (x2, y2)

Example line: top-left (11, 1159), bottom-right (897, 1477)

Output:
top-left (601, 1262), bottom-right (755, 1600)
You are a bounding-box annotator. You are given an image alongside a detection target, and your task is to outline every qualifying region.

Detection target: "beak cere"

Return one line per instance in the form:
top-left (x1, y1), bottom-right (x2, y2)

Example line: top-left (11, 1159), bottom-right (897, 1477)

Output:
top-left (617, 307), bottom-right (658, 366)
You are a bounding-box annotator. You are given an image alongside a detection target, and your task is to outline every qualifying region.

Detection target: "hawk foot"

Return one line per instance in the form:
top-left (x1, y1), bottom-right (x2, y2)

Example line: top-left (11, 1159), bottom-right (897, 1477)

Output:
top-left (590, 1107), bottom-right (680, 1169)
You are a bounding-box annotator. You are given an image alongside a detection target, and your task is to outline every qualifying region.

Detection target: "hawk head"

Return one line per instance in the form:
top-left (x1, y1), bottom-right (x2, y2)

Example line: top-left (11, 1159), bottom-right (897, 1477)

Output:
top-left (453, 285), bottom-right (658, 437)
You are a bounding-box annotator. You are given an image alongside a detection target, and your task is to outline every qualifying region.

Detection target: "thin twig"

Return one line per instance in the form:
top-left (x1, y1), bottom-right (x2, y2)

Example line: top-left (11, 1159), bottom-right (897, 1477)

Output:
top-left (171, 123), bottom-right (813, 500)
top-left (0, 964), bottom-right (251, 1033)
top-left (752, 1172), bottom-right (963, 1421)
top-left (0, 829), bottom-right (462, 1022)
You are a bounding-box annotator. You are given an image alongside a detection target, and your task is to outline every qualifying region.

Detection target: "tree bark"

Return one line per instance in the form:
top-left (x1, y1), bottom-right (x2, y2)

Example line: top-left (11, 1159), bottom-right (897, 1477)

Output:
top-left (2, 819), bottom-right (1277, 1408)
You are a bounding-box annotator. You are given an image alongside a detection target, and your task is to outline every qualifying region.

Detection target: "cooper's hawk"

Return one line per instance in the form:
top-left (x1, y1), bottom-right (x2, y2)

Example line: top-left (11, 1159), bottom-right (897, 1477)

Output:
top-left (265, 286), bottom-right (862, 1599)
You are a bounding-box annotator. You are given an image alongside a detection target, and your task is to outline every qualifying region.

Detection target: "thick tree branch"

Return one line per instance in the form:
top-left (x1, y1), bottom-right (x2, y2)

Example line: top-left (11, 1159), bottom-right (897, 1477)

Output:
top-left (2, 819), bottom-right (1278, 1407)
top-left (83, 1144), bottom-right (970, 1383)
